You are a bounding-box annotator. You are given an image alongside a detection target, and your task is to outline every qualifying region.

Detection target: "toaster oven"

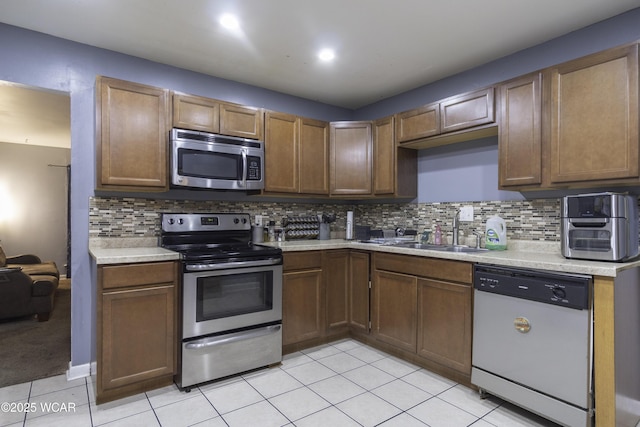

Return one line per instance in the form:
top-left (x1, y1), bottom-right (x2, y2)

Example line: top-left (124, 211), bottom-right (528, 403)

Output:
top-left (561, 192), bottom-right (639, 262)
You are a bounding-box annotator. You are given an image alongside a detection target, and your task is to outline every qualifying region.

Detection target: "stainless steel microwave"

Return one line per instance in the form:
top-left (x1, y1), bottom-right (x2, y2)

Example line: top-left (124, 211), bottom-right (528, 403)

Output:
top-left (170, 128), bottom-right (264, 191)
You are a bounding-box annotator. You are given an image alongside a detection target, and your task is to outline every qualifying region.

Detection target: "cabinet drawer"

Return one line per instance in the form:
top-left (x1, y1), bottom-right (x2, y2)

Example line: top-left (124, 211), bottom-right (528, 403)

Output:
top-left (283, 251), bottom-right (322, 271)
top-left (374, 252), bottom-right (472, 284)
top-left (101, 262), bottom-right (176, 290)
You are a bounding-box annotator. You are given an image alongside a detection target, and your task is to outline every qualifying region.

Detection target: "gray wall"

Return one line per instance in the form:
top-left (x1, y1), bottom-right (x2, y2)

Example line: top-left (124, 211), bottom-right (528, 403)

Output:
top-left (355, 7), bottom-right (640, 203)
top-left (0, 142), bottom-right (70, 272)
top-left (0, 7), bottom-right (638, 369)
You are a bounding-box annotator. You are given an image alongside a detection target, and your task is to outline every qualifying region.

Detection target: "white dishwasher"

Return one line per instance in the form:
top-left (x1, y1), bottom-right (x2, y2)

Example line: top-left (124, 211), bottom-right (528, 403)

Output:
top-left (472, 264), bottom-right (593, 427)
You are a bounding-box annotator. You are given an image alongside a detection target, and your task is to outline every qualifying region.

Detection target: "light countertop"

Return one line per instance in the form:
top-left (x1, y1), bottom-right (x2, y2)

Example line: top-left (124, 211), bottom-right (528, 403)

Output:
top-left (263, 239), bottom-right (640, 277)
top-left (89, 237), bottom-right (640, 277)
top-left (89, 238), bottom-right (181, 265)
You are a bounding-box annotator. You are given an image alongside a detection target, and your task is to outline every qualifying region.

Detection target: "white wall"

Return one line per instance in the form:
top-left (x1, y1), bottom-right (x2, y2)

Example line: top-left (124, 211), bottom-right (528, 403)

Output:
top-left (0, 141), bottom-right (70, 273)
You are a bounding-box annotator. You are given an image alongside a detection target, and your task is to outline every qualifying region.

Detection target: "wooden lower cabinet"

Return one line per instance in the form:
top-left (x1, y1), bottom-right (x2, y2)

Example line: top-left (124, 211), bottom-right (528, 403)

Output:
top-left (349, 251), bottom-right (370, 333)
top-left (283, 250), bottom-right (364, 352)
top-left (371, 252), bottom-right (473, 382)
top-left (282, 252), bottom-right (324, 347)
top-left (97, 261), bottom-right (177, 404)
top-left (325, 250), bottom-right (349, 333)
top-left (372, 270), bottom-right (417, 353)
top-left (417, 278), bottom-right (472, 374)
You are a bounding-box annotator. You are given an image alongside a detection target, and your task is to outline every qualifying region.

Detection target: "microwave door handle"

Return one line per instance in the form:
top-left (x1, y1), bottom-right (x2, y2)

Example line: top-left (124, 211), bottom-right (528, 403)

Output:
top-left (241, 150), bottom-right (247, 188)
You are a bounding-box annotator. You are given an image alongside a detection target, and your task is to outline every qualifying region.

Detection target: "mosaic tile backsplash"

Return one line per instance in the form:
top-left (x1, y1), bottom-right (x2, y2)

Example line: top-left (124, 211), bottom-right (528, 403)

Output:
top-left (89, 197), bottom-right (562, 243)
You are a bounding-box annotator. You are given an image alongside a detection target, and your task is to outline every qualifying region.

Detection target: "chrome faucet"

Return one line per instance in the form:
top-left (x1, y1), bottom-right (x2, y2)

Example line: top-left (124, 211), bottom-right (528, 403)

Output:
top-left (452, 210), bottom-right (461, 246)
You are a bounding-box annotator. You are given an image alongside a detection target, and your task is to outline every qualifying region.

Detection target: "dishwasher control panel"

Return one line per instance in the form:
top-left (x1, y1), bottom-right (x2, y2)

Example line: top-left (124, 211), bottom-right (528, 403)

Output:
top-left (474, 264), bottom-right (591, 310)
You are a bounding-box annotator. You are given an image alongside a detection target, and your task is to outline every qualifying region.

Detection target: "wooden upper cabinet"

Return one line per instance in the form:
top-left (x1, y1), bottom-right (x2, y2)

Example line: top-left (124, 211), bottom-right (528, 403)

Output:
top-left (395, 103), bottom-right (440, 143)
top-left (172, 93), bottom-right (220, 133)
top-left (394, 87), bottom-right (496, 148)
top-left (440, 87), bottom-right (495, 133)
top-left (264, 112), bottom-right (298, 193)
top-left (299, 117), bottom-right (329, 194)
top-left (374, 116), bottom-right (418, 198)
top-left (498, 72), bottom-right (543, 188)
top-left (171, 92), bottom-right (263, 140)
top-left (330, 121), bottom-right (372, 195)
top-left (264, 113), bottom-right (328, 195)
top-left (220, 102), bottom-right (264, 140)
top-left (373, 116), bottom-right (396, 195)
top-left (549, 44), bottom-right (639, 184)
top-left (96, 76), bottom-right (169, 191)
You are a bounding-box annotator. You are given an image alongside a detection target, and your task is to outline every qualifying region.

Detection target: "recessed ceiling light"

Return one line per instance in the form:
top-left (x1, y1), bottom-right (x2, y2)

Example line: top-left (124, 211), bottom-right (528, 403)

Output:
top-left (318, 48), bottom-right (335, 62)
top-left (220, 14), bottom-right (240, 30)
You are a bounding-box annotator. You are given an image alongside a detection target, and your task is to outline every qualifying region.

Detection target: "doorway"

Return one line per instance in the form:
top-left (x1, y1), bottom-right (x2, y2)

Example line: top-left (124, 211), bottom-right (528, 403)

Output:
top-left (0, 80), bottom-right (71, 387)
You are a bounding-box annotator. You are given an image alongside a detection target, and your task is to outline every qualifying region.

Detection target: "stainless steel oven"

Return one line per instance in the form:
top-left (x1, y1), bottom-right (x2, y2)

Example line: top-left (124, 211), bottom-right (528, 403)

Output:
top-left (182, 263), bottom-right (282, 338)
top-left (160, 213), bottom-right (283, 390)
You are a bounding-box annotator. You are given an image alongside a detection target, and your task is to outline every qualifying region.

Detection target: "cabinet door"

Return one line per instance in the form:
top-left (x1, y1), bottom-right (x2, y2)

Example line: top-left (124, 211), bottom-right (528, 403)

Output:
top-left (550, 44), bottom-right (639, 184)
top-left (373, 116), bottom-right (395, 195)
top-left (101, 284), bottom-right (175, 391)
top-left (299, 118), bottom-right (330, 194)
top-left (417, 278), bottom-right (472, 374)
top-left (440, 87), bottom-right (495, 134)
top-left (172, 93), bottom-right (220, 133)
top-left (324, 250), bottom-right (349, 333)
top-left (349, 251), bottom-right (370, 333)
top-left (282, 269), bottom-right (324, 345)
top-left (96, 76), bottom-right (169, 191)
top-left (219, 102), bottom-right (264, 140)
top-left (372, 269), bottom-right (417, 352)
top-left (395, 103), bottom-right (440, 143)
top-left (498, 73), bottom-right (542, 188)
top-left (264, 112), bottom-right (299, 193)
top-left (330, 121), bottom-right (372, 195)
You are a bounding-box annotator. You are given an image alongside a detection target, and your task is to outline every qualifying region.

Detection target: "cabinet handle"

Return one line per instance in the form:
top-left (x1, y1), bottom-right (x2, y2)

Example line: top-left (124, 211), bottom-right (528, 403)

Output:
top-left (185, 324), bottom-right (281, 350)
top-left (241, 150), bottom-right (247, 188)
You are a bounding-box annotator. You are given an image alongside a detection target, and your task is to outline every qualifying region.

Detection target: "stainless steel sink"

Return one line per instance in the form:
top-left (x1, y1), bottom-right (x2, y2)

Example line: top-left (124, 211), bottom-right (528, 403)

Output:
top-left (390, 242), bottom-right (489, 253)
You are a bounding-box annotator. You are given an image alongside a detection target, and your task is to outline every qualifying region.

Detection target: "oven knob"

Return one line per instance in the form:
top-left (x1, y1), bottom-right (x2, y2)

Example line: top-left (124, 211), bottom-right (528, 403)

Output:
top-left (178, 218), bottom-right (184, 225)
top-left (168, 218), bottom-right (175, 225)
top-left (234, 218), bottom-right (240, 224)
top-left (552, 287), bottom-right (566, 299)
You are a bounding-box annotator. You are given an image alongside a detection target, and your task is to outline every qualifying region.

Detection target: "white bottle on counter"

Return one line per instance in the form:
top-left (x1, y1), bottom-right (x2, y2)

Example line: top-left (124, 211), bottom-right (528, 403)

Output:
top-left (346, 211), bottom-right (354, 240)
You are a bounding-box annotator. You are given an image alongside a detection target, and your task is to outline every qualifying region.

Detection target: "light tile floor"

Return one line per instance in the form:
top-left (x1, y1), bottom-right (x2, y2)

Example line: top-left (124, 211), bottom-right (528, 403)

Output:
top-left (0, 339), bottom-right (559, 427)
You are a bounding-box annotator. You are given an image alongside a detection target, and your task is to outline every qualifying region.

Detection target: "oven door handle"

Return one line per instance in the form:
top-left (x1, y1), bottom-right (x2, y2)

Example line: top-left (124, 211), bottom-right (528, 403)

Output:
top-left (185, 324), bottom-right (281, 350)
top-left (185, 257), bottom-right (282, 271)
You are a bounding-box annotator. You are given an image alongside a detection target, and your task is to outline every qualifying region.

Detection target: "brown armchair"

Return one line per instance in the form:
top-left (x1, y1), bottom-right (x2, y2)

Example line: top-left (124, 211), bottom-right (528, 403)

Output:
top-left (0, 246), bottom-right (60, 321)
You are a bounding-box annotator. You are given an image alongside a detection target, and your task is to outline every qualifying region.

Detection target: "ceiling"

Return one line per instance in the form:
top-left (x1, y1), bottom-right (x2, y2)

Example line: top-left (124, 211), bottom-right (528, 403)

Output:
top-left (0, 1), bottom-right (637, 149)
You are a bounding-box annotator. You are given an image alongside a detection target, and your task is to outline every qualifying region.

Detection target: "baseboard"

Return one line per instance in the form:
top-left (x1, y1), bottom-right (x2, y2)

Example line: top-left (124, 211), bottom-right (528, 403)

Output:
top-left (66, 361), bottom-right (96, 381)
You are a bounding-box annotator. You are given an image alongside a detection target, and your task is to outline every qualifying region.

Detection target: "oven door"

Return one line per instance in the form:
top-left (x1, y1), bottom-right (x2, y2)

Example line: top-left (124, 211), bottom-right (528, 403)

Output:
top-left (183, 263), bottom-right (282, 339)
top-left (171, 137), bottom-right (263, 190)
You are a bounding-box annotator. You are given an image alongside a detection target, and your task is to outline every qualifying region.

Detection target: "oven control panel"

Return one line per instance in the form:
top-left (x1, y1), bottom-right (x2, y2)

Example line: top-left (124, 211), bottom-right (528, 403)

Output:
top-left (162, 213), bottom-right (251, 232)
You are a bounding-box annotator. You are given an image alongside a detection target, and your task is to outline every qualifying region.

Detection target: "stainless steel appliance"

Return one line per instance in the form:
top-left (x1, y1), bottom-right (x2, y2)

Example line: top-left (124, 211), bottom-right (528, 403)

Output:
top-left (170, 128), bottom-right (264, 191)
top-left (472, 264), bottom-right (593, 427)
top-left (562, 192), bottom-right (639, 262)
top-left (160, 213), bottom-right (282, 390)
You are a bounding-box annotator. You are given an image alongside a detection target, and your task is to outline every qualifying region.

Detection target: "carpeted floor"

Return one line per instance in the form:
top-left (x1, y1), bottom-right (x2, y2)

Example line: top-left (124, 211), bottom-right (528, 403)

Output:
top-left (0, 280), bottom-right (71, 388)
